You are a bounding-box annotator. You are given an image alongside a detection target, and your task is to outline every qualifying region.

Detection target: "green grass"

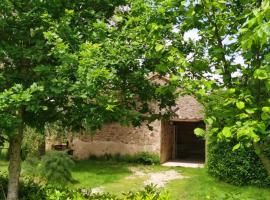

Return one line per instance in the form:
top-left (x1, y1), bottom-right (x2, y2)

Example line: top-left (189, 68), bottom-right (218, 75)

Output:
top-left (70, 160), bottom-right (131, 189)
top-left (1, 158), bottom-right (270, 200)
top-left (166, 167), bottom-right (270, 200)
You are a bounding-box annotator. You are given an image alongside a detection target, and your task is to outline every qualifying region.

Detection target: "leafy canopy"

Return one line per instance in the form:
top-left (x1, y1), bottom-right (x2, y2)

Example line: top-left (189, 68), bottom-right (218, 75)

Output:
top-left (0, 0), bottom-right (183, 138)
top-left (181, 0), bottom-right (270, 174)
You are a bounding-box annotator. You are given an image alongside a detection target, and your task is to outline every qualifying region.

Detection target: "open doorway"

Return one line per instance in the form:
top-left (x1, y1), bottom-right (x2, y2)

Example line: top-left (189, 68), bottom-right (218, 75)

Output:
top-left (172, 121), bottom-right (205, 163)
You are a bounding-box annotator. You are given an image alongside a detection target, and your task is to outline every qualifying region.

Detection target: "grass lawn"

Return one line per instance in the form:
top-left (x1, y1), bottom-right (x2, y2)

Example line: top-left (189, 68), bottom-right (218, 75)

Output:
top-left (70, 160), bottom-right (131, 189)
top-left (0, 159), bottom-right (270, 200)
top-left (167, 167), bottom-right (270, 200)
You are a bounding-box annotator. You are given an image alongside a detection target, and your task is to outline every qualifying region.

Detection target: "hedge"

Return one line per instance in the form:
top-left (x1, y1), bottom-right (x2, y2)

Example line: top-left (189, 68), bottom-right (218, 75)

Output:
top-left (207, 140), bottom-right (270, 187)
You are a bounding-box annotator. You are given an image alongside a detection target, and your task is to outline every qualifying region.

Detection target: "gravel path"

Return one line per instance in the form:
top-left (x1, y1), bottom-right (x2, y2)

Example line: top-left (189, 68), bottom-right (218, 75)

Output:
top-left (128, 167), bottom-right (185, 187)
top-left (144, 170), bottom-right (184, 187)
top-left (91, 167), bottom-right (185, 193)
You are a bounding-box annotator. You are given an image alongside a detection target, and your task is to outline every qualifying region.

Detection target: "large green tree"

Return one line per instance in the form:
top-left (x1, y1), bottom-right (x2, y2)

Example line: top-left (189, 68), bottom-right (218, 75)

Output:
top-left (0, 1), bottom-right (182, 199)
top-left (181, 0), bottom-right (270, 176)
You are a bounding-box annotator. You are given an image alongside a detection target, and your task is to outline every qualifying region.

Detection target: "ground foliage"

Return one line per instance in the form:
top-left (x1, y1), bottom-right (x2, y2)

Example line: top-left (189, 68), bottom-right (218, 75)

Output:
top-left (0, 174), bottom-right (169, 200)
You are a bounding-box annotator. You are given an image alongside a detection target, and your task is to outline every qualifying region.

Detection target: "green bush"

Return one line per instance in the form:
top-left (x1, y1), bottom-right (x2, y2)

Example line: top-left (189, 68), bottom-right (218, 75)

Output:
top-left (39, 151), bottom-right (75, 185)
top-left (88, 152), bottom-right (160, 165)
top-left (207, 140), bottom-right (270, 187)
top-left (131, 152), bottom-right (160, 165)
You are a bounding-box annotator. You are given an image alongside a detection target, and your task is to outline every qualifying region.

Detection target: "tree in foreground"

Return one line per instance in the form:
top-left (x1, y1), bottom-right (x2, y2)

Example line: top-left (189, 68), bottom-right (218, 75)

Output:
top-left (181, 0), bottom-right (270, 176)
top-left (0, 0), bottom-right (183, 199)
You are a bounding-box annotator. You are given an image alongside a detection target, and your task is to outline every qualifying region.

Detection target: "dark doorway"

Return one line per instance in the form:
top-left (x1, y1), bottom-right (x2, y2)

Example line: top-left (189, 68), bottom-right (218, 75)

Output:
top-left (173, 121), bottom-right (205, 163)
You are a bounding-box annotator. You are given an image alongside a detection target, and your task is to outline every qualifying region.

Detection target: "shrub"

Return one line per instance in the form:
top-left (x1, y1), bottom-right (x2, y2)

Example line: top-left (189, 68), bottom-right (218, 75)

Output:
top-left (39, 151), bottom-right (75, 185)
top-left (131, 152), bottom-right (160, 165)
top-left (88, 152), bottom-right (160, 165)
top-left (207, 140), bottom-right (270, 187)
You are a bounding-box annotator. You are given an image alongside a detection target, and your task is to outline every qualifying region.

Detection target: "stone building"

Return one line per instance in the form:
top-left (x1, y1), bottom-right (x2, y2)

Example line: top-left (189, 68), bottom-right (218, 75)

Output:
top-left (58, 96), bottom-right (205, 163)
top-left (46, 77), bottom-right (205, 163)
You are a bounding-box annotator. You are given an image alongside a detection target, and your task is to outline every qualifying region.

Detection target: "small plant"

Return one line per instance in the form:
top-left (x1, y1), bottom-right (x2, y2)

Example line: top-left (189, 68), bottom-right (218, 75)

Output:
top-left (123, 184), bottom-right (170, 200)
top-left (133, 152), bottom-right (160, 165)
top-left (39, 151), bottom-right (74, 185)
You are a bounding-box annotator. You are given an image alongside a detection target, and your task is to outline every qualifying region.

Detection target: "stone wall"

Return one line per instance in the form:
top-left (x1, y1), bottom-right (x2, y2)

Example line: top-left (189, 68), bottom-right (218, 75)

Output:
top-left (160, 121), bottom-right (174, 163)
top-left (46, 95), bottom-right (204, 161)
top-left (70, 120), bottom-right (161, 160)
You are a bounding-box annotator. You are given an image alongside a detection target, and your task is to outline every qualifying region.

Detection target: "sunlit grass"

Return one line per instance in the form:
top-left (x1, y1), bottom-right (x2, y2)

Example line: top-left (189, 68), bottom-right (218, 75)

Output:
top-left (1, 158), bottom-right (270, 200)
top-left (167, 167), bottom-right (270, 200)
top-left (70, 160), bottom-right (131, 189)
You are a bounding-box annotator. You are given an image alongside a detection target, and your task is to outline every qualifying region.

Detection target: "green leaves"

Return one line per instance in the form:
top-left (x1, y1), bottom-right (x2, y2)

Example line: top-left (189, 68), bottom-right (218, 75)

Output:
top-left (194, 128), bottom-right (206, 137)
top-left (262, 107), bottom-right (270, 113)
top-left (232, 143), bottom-right (241, 151)
top-left (254, 69), bottom-right (269, 80)
top-left (236, 101), bottom-right (245, 110)
top-left (222, 127), bottom-right (232, 138)
top-left (155, 44), bottom-right (164, 52)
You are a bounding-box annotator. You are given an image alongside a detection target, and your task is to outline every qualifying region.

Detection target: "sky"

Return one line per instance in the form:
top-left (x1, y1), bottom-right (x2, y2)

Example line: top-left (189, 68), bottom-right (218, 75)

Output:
top-left (183, 28), bottom-right (245, 67)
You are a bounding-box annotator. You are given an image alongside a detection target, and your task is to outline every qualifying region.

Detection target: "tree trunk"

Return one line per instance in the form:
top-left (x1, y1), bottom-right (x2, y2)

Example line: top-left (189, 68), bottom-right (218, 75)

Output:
top-left (257, 153), bottom-right (270, 176)
top-left (254, 143), bottom-right (270, 177)
top-left (7, 121), bottom-right (24, 200)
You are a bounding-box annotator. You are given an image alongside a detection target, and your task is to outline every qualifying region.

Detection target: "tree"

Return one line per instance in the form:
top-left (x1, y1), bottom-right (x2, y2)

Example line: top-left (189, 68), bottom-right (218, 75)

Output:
top-left (181, 0), bottom-right (270, 176)
top-left (0, 1), bottom-right (181, 199)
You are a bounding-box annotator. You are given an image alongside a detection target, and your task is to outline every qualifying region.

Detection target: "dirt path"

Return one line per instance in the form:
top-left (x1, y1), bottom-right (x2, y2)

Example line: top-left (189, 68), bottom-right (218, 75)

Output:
top-left (144, 170), bottom-right (184, 187)
top-left (128, 167), bottom-right (185, 187)
top-left (91, 167), bottom-right (185, 193)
